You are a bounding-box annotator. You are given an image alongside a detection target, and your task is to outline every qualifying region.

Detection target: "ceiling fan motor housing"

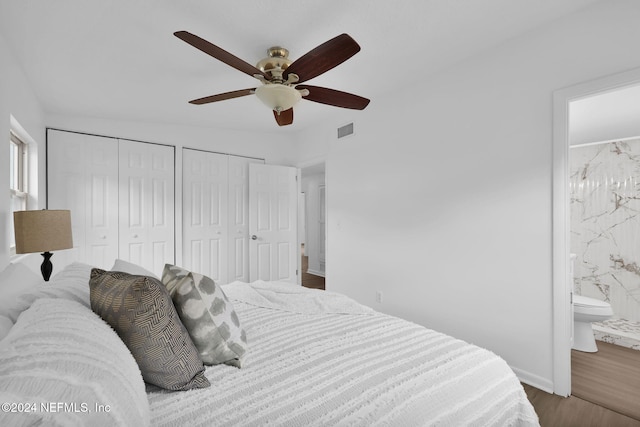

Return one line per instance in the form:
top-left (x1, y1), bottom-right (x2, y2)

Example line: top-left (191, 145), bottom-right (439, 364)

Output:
top-left (256, 47), bottom-right (292, 81)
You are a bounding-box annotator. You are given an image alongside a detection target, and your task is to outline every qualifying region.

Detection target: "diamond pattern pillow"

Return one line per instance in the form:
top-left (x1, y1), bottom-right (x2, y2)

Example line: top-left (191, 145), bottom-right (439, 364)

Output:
top-left (162, 264), bottom-right (247, 367)
top-left (89, 268), bottom-right (210, 391)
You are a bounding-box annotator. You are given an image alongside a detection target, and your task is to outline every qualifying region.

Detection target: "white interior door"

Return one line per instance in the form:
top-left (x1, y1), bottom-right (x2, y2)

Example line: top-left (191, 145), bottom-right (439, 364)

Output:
top-left (119, 140), bottom-right (175, 274)
top-left (249, 163), bottom-right (298, 283)
top-left (47, 130), bottom-right (119, 269)
top-left (182, 149), bottom-right (228, 283)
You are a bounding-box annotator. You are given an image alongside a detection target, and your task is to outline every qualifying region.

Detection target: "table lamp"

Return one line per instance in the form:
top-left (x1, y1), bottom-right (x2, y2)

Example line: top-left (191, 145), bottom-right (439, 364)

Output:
top-left (13, 209), bottom-right (73, 281)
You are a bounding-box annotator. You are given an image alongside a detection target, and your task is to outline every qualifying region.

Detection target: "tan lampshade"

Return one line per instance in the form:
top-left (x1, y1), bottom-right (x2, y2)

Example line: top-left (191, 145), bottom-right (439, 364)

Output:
top-left (13, 210), bottom-right (73, 254)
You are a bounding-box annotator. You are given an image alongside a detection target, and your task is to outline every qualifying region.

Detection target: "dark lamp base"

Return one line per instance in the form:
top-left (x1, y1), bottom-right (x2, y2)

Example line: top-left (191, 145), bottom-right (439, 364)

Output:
top-left (41, 251), bottom-right (53, 282)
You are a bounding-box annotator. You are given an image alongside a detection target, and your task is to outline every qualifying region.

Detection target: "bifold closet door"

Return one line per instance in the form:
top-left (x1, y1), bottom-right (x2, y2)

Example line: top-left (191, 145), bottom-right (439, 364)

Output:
top-left (228, 155), bottom-right (262, 283)
top-left (182, 150), bottom-right (261, 284)
top-left (47, 130), bottom-right (119, 269)
top-left (118, 140), bottom-right (175, 274)
top-left (182, 149), bottom-right (229, 283)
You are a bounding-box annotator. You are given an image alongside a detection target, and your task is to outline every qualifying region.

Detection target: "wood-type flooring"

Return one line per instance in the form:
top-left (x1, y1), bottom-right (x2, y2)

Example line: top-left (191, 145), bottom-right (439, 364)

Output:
top-left (525, 341), bottom-right (640, 426)
top-left (300, 245), bottom-right (325, 290)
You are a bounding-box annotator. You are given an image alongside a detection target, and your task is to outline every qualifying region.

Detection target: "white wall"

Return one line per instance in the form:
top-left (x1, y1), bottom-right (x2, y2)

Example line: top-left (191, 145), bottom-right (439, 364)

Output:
top-left (294, 0), bottom-right (640, 391)
top-left (0, 33), bottom-right (46, 269)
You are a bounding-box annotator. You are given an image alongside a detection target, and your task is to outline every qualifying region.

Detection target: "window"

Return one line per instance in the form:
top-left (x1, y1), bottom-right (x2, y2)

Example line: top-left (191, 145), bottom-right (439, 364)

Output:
top-left (9, 131), bottom-right (28, 253)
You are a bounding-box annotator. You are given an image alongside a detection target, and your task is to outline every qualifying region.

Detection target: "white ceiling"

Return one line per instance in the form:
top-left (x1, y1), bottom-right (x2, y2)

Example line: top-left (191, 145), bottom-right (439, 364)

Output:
top-left (0, 0), bottom-right (600, 134)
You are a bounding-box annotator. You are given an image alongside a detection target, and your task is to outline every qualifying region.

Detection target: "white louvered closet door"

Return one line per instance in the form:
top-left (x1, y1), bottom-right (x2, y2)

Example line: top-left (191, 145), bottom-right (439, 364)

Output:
top-left (118, 140), bottom-right (175, 274)
top-left (47, 130), bottom-right (119, 269)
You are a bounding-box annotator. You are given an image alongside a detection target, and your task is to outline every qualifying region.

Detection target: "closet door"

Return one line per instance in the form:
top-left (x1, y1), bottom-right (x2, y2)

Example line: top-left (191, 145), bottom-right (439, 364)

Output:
top-left (119, 140), bottom-right (175, 274)
top-left (182, 149), bottom-right (228, 282)
top-left (47, 130), bottom-right (119, 269)
top-left (228, 155), bottom-right (262, 283)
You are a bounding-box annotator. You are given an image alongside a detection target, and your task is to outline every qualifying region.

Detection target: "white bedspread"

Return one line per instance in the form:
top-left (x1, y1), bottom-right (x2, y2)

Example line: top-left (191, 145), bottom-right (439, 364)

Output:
top-left (147, 282), bottom-right (539, 426)
top-left (223, 280), bottom-right (374, 315)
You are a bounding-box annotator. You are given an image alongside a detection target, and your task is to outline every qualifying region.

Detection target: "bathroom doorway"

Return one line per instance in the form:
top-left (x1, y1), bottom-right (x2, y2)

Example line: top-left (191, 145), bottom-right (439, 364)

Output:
top-left (553, 67), bottom-right (640, 396)
top-left (300, 162), bottom-right (326, 290)
top-left (569, 86), bottom-right (640, 349)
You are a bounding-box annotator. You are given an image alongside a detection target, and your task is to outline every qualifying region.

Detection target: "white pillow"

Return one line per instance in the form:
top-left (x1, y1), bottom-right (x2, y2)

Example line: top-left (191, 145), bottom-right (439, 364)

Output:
top-left (0, 262), bottom-right (42, 304)
top-left (111, 259), bottom-right (159, 279)
top-left (0, 316), bottom-right (12, 341)
top-left (0, 262), bottom-right (42, 288)
top-left (0, 263), bottom-right (43, 339)
top-left (0, 262), bottom-right (92, 324)
top-left (0, 298), bottom-right (150, 427)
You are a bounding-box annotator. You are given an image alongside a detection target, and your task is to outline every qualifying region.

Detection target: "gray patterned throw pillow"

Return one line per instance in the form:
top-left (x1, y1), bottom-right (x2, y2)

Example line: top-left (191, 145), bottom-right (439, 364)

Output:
top-left (162, 264), bottom-right (247, 367)
top-left (89, 268), bottom-right (210, 391)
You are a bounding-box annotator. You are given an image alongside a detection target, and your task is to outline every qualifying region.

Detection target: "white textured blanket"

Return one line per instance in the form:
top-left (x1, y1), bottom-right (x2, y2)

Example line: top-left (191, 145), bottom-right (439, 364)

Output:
top-left (148, 283), bottom-right (539, 426)
top-left (222, 281), bottom-right (374, 315)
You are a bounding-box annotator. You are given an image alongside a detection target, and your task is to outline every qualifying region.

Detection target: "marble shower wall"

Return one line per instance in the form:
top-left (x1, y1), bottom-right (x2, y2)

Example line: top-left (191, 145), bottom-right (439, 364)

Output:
top-left (570, 139), bottom-right (640, 322)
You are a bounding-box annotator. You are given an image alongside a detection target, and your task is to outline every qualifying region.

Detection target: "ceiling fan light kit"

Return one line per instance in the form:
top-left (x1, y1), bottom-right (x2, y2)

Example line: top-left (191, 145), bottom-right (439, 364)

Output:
top-left (254, 84), bottom-right (301, 114)
top-left (174, 31), bottom-right (370, 126)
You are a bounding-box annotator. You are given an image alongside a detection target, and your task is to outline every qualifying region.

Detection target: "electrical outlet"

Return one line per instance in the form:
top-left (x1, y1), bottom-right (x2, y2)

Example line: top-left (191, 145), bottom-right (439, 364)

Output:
top-left (375, 291), bottom-right (383, 303)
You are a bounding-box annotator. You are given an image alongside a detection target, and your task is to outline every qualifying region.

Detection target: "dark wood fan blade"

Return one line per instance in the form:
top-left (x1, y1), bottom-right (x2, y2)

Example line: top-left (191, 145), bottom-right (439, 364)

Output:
top-left (273, 108), bottom-right (294, 126)
top-left (297, 85), bottom-right (370, 110)
top-left (284, 34), bottom-right (360, 83)
top-left (189, 88), bottom-right (255, 105)
top-left (175, 31), bottom-right (269, 80)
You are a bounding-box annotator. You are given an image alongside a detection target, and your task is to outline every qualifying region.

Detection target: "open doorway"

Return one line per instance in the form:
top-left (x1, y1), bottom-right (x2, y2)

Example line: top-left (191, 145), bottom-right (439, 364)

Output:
top-left (569, 85), bottom-right (640, 348)
top-left (553, 67), bottom-right (640, 397)
top-left (300, 162), bottom-right (326, 290)
top-left (565, 83), bottom-right (640, 417)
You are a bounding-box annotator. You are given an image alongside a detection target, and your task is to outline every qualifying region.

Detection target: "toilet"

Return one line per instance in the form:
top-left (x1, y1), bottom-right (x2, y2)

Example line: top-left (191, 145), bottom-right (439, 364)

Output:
top-left (570, 253), bottom-right (614, 352)
top-left (573, 294), bottom-right (613, 352)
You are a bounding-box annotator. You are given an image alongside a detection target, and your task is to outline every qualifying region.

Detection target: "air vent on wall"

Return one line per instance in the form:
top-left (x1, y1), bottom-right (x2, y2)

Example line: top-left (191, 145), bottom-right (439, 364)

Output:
top-left (337, 122), bottom-right (354, 139)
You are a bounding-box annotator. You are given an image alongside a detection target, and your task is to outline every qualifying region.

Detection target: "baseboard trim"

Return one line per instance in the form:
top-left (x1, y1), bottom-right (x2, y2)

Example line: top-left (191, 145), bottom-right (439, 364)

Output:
top-left (306, 269), bottom-right (325, 278)
top-left (512, 366), bottom-right (554, 395)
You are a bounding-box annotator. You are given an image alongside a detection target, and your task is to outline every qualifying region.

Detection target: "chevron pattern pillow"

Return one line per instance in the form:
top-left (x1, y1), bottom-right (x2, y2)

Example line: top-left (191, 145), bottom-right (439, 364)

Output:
top-left (162, 264), bottom-right (247, 367)
top-left (89, 269), bottom-right (210, 391)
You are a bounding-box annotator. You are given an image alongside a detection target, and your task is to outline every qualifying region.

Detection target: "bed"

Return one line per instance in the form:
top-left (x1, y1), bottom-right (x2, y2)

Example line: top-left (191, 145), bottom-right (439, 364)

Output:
top-left (0, 262), bottom-right (539, 426)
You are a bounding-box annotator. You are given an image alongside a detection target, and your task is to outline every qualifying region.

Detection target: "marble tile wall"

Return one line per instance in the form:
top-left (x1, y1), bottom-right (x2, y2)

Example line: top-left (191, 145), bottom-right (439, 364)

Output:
top-left (593, 318), bottom-right (640, 350)
top-left (570, 139), bottom-right (640, 324)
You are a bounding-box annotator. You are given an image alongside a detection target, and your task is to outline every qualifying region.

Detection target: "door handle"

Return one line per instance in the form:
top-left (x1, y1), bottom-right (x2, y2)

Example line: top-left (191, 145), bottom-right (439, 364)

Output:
top-left (251, 235), bottom-right (257, 240)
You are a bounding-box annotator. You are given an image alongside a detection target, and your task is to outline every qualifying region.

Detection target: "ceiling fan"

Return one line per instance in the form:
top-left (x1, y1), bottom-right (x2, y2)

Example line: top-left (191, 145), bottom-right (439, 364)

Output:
top-left (174, 31), bottom-right (370, 126)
